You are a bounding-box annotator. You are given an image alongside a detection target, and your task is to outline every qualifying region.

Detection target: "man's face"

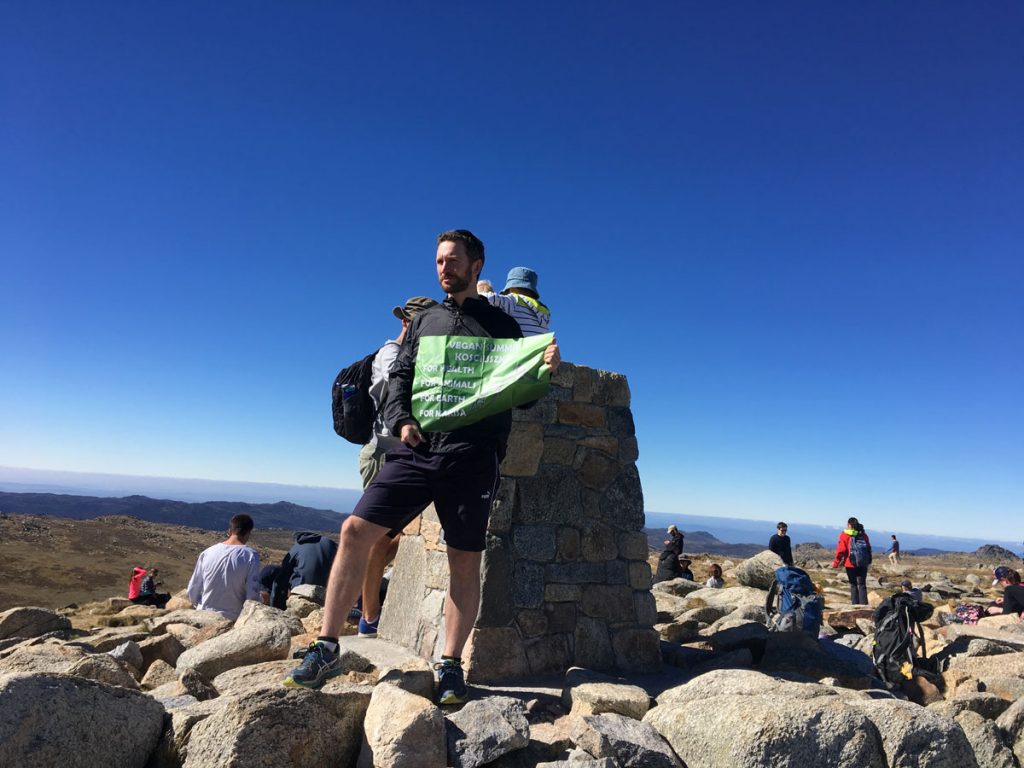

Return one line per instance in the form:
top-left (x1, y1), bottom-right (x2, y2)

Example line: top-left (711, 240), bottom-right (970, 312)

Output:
top-left (778, 527), bottom-right (787, 536)
top-left (436, 240), bottom-right (480, 295)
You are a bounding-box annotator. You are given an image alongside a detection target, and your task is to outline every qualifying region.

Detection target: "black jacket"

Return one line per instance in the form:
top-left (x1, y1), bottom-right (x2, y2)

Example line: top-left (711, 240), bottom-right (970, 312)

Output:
top-left (769, 534), bottom-right (794, 566)
top-left (653, 548), bottom-right (683, 584)
top-left (279, 532), bottom-right (338, 591)
top-left (383, 296), bottom-right (524, 456)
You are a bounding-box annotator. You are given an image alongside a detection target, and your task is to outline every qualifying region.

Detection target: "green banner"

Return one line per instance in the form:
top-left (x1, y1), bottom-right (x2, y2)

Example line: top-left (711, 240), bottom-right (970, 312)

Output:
top-left (412, 333), bottom-right (553, 431)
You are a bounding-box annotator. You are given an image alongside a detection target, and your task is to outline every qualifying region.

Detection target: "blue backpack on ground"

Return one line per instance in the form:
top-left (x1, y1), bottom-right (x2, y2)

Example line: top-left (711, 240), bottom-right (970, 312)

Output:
top-left (766, 565), bottom-right (824, 636)
top-left (848, 533), bottom-right (872, 568)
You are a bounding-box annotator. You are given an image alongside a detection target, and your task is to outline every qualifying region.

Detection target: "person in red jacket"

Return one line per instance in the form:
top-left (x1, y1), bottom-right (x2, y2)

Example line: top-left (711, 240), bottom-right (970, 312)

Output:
top-left (127, 566), bottom-right (147, 600)
top-left (832, 517), bottom-right (871, 605)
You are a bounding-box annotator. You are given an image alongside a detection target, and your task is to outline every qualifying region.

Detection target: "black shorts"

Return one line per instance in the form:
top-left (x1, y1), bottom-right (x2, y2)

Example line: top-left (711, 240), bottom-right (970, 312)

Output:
top-left (352, 445), bottom-right (500, 552)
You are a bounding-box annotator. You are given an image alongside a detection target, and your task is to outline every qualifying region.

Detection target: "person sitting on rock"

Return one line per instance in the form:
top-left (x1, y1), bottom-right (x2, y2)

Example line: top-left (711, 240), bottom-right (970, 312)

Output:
top-left (187, 514), bottom-right (262, 620)
top-left (127, 566), bottom-right (147, 600)
top-left (899, 579), bottom-right (922, 603)
top-left (986, 567), bottom-right (1024, 619)
top-left (653, 543), bottom-right (684, 583)
top-left (130, 567), bottom-right (170, 609)
top-left (678, 558), bottom-right (695, 582)
top-left (705, 563), bottom-right (724, 588)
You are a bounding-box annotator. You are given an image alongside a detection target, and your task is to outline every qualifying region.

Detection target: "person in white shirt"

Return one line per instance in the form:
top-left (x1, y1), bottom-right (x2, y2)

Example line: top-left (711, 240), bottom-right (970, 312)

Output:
top-left (477, 267), bottom-right (551, 337)
top-left (187, 514), bottom-right (261, 620)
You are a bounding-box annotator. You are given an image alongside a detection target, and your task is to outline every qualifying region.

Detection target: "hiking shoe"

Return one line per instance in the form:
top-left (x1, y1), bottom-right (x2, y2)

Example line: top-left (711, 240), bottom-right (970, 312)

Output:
top-left (358, 615), bottom-right (379, 638)
top-left (434, 659), bottom-right (468, 705)
top-left (282, 642), bottom-right (342, 689)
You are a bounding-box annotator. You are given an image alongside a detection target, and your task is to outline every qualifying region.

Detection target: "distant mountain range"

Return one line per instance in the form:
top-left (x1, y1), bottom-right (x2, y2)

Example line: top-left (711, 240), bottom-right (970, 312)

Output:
top-left (2, 467), bottom-right (1020, 557)
top-left (0, 491), bottom-right (343, 533)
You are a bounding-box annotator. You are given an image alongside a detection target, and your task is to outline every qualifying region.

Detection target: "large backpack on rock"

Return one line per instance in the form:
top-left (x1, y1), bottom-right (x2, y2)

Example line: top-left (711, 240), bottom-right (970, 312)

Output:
top-left (848, 533), bottom-right (872, 567)
top-left (765, 565), bottom-right (824, 636)
top-left (331, 352), bottom-right (378, 444)
top-left (871, 593), bottom-right (934, 687)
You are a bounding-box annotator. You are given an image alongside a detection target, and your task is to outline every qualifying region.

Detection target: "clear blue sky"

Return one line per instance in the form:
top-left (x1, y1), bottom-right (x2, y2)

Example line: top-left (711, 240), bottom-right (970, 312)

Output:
top-left (2, 3), bottom-right (1021, 540)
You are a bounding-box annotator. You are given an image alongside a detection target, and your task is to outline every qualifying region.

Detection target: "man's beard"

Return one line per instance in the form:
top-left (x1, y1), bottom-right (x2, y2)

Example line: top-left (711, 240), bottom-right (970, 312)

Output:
top-left (439, 270), bottom-right (472, 294)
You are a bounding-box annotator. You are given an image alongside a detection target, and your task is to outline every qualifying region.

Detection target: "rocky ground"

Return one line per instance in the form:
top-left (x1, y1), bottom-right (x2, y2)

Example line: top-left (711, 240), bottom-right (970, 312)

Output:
top-left (2, 543), bottom-right (1024, 767)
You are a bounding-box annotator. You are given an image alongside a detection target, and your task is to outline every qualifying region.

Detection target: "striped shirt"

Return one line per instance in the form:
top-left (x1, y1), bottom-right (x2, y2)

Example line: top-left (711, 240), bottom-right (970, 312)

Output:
top-left (480, 292), bottom-right (552, 337)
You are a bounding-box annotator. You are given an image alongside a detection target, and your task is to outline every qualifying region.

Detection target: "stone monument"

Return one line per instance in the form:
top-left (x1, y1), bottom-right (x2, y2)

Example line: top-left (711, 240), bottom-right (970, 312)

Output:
top-left (378, 362), bottom-right (660, 681)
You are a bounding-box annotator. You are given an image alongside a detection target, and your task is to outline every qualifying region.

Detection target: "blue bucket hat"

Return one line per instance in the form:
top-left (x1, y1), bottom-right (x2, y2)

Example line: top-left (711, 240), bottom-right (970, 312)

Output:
top-left (502, 267), bottom-right (539, 296)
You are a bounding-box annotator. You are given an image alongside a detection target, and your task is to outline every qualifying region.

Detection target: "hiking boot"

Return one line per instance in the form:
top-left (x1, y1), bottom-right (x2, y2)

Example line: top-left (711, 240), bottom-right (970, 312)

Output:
top-left (282, 642), bottom-right (342, 689)
top-left (434, 659), bottom-right (469, 705)
top-left (357, 615), bottom-right (379, 638)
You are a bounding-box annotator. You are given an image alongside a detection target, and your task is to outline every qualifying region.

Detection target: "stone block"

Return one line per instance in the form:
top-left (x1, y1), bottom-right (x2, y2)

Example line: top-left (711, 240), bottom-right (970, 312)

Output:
top-left (634, 591), bottom-right (657, 627)
top-left (581, 522), bottom-right (618, 562)
top-left (606, 407), bottom-right (635, 438)
top-left (512, 396), bottom-right (558, 424)
top-left (513, 525), bottom-right (557, 562)
top-left (581, 585), bottom-right (635, 622)
top-left (556, 526), bottom-right (581, 561)
top-left (487, 479), bottom-right (517, 534)
top-left (629, 561), bottom-right (653, 591)
top-left (544, 424), bottom-right (587, 440)
top-left (424, 549), bottom-right (450, 591)
top-left (544, 584), bottom-right (582, 603)
top-left (611, 628), bottom-right (661, 673)
top-left (593, 371), bottom-right (631, 407)
top-left (516, 609), bottom-right (548, 637)
top-left (605, 560), bottom-right (628, 586)
top-left (541, 438), bottom-right (576, 465)
top-left (379, 535), bottom-right (428, 650)
top-left (600, 465), bottom-right (644, 532)
top-left (525, 634), bottom-right (571, 675)
top-left (513, 561), bottom-right (545, 609)
top-left (617, 531), bottom-right (649, 560)
top-left (619, 436), bottom-right (639, 463)
top-left (479, 537), bottom-right (514, 627)
top-left (517, 466), bottom-right (583, 525)
top-left (546, 562), bottom-right (607, 584)
top-left (501, 422), bottom-right (545, 477)
top-left (550, 362), bottom-right (576, 388)
top-left (575, 617), bottom-right (615, 670)
top-left (577, 451), bottom-right (621, 492)
top-left (573, 367), bottom-right (594, 402)
top-left (558, 402), bottom-right (606, 428)
top-left (579, 435), bottom-right (618, 456)
top-left (545, 602), bottom-right (577, 634)
top-left (465, 627), bottom-right (529, 682)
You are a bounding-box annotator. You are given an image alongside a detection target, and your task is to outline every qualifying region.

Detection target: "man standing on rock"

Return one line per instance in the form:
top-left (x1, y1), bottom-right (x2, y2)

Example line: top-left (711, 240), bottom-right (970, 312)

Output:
top-left (187, 514), bottom-right (261, 620)
top-left (284, 229), bottom-right (560, 704)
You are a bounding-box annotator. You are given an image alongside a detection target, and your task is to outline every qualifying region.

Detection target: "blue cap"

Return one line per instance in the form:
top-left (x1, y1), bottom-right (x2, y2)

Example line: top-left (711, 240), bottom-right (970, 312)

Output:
top-left (502, 267), bottom-right (539, 296)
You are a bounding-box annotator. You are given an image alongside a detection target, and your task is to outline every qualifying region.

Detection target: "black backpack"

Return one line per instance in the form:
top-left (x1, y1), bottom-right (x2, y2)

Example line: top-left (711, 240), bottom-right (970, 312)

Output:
top-left (331, 352), bottom-right (378, 444)
top-left (871, 593), bottom-right (934, 687)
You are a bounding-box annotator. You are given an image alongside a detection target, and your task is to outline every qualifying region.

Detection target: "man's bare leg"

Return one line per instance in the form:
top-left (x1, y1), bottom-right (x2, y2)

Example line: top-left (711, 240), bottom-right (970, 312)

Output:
top-left (443, 547), bottom-right (483, 657)
top-left (319, 515), bottom-right (390, 638)
top-left (361, 533), bottom-right (401, 627)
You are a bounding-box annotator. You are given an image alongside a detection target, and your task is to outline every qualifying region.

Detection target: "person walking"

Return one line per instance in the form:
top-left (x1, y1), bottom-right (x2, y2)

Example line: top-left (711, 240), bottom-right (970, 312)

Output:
top-left (887, 535), bottom-right (901, 565)
top-left (768, 522), bottom-right (794, 566)
top-left (832, 517), bottom-right (872, 605)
